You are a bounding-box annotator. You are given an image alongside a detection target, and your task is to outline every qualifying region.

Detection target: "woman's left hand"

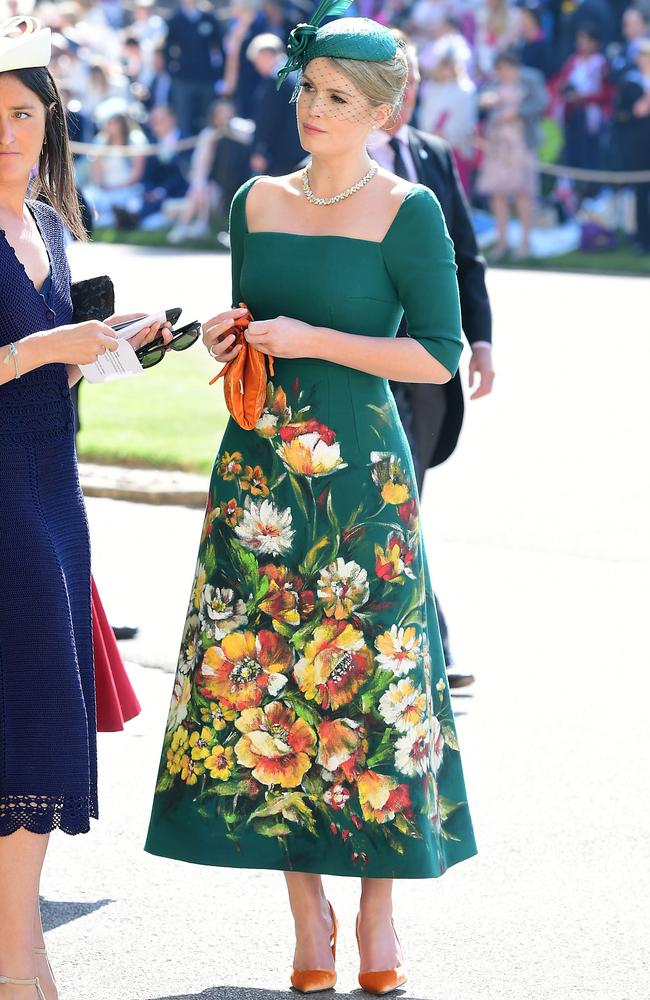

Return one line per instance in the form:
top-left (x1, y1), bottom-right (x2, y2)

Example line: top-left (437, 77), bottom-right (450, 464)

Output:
top-left (105, 313), bottom-right (174, 352)
top-left (244, 316), bottom-right (316, 359)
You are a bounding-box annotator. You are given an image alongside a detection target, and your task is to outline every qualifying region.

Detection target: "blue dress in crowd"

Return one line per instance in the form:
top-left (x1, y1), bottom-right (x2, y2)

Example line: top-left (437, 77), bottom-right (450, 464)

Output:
top-left (0, 200), bottom-right (97, 836)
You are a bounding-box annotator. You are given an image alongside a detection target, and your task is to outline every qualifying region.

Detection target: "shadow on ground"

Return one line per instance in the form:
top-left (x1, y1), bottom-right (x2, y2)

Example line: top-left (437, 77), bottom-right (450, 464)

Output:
top-left (41, 896), bottom-right (113, 932)
top-left (149, 989), bottom-right (418, 1000)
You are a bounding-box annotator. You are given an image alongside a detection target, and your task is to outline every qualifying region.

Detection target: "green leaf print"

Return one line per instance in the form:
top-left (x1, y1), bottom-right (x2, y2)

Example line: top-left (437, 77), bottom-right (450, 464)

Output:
top-left (251, 817), bottom-right (292, 838)
top-left (299, 535), bottom-right (330, 577)
top-left (441, 722), bottom-right (459, 751)
top-left (204, 542), bottom-right (217, 578)
top-left (250, 792), bottom-right (317, 834)
top-left (227, 539), bottom-right (259, 595)
top-left (439, 796), bottom-right (464, 824)
top-left (282, 689), bottom-right (322, 730)
top-left (155, 771), bottom-right (175, 794)
top-left (288, 472), bottom-right (309, 521)
top-left (366, 728), bottom-right (395, 768)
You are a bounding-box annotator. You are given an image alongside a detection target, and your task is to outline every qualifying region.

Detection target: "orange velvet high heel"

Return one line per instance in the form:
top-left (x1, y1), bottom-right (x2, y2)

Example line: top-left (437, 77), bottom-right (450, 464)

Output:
top-left (290, 901), bottom-right (338, 994)
top-left (356, 914), bottom-right (407, 995)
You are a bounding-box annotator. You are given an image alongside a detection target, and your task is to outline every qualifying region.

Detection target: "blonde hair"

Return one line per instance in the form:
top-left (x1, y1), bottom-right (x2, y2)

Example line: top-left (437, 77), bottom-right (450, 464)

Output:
top-left (328, 45), bottom-right (409, 116)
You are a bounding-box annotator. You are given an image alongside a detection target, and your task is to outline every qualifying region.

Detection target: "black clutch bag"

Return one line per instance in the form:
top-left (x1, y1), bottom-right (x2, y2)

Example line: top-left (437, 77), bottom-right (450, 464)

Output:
top-left (70, 275), bottom-right (115, 323)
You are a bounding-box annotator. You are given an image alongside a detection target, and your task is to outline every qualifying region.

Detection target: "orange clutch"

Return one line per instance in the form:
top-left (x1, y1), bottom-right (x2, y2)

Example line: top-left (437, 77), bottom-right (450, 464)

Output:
top-left (209, 303), bottom-right (274, 431)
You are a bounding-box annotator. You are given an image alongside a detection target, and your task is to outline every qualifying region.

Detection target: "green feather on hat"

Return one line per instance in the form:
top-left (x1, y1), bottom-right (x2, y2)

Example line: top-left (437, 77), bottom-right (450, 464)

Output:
top-left (277, 0), bottom-right (399, 89)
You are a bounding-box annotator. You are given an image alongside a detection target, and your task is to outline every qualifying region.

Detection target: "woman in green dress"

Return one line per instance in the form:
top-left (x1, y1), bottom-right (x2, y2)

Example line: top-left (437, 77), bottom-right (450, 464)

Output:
top-left (146, 6), bottom-right (477, 994)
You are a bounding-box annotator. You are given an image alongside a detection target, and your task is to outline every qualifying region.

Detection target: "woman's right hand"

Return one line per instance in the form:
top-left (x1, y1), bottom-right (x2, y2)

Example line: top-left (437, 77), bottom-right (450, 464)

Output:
top-left (202, 307), bottom-right (247, 364)
top-left (49, 320), bottom-right (119, 366)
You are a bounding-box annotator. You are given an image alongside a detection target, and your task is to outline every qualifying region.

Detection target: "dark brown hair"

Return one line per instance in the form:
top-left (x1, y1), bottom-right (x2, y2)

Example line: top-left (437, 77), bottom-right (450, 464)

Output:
top-left (11, 66), bottom-right (87, 240)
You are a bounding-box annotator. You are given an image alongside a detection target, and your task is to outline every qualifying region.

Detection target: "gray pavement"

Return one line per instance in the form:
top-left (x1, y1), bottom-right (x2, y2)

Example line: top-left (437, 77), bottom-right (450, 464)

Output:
top-left (39, 245), bottom-right (650, 1000)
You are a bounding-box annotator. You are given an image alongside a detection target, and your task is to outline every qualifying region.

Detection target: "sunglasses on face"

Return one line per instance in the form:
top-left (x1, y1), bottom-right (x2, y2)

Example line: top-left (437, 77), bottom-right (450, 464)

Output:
top-left (135, 320), bottom-right (201, 370)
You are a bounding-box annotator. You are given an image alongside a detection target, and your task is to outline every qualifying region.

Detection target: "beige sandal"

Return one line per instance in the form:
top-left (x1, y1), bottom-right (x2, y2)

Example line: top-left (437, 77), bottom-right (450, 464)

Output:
top-left (33, 952), bottom-right (54, 982)
top-left (0, 976), bottom-right (46, 999)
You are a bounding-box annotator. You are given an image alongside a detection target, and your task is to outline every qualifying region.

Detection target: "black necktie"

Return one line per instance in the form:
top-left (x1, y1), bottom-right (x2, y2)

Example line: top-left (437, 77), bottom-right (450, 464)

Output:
top-left (388, 136), bottom-right (409, 180)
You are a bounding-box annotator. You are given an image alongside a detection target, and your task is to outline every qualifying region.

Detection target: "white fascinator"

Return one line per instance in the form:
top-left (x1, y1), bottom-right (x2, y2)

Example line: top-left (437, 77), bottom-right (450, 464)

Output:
top-left (0, 16), bottom-right (52, 73)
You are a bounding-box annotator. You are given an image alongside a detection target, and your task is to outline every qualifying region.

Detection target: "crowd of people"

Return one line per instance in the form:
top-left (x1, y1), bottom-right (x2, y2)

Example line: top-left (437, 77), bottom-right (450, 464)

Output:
top-left (6, 0), bottom-right (650, 254)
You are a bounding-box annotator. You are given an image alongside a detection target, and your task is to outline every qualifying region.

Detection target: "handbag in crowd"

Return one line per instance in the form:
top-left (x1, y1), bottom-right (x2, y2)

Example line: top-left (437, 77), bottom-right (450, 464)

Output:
top-left (70, 274), bottom-right (115, 323)
top-left (209, 303), bottom-right (274, 431)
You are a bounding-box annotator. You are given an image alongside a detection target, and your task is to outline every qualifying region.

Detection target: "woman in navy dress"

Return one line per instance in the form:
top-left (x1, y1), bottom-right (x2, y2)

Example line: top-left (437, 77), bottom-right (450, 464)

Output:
top-left (0, 18), bottom-right (169, 1000)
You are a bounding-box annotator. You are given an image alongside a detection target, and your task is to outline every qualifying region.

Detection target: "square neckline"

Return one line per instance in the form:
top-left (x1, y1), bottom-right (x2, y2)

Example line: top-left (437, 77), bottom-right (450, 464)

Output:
top-left (242, 177), bottom-right (422, 247)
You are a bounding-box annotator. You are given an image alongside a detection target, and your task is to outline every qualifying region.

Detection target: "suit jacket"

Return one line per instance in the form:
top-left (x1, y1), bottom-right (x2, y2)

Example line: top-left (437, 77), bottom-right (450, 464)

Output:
top-left (395, 127), bottom-right (492, 470)
top-left (252, 73), bottom-right (305, 176)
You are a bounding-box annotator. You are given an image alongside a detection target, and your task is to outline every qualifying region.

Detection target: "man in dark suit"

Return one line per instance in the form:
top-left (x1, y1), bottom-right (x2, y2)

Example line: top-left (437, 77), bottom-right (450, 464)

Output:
top-left (246, 33), bottom-right (305, 177)
top-left (373, 32), bottom-right (495, 688)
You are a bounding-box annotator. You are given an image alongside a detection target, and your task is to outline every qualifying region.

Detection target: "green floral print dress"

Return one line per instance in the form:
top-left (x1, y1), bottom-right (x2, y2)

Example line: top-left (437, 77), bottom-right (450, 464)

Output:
top-left (145, 178), bottom-right (477, 879)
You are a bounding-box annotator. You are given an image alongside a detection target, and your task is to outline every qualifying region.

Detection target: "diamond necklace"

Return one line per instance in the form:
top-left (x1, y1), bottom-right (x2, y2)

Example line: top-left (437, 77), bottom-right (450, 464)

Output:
top-left (302, 162), bottom-right (378, 206)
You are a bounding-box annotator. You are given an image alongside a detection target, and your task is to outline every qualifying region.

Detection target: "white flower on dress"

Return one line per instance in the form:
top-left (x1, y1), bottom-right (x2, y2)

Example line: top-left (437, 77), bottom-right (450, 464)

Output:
top-left (394, 719), bottom-right (437, 777)
top-left (199, 585), bottom-right (247, 639)
top-left (374, 625), bottom-right (422, 676)
top-left (317, 558), bottom-right (369, 619)
top-left (166, 674), bottom-right (192, 731)
top-left (234, 498), bottom-right (294, 556)
top-left (277, 430), bottom-right (346, 478)
top-left (177, 614), bottom-right (200, 676)
top-left (323, 784), bottom-right (351, 810)
top-left (379, 678), bottom-right (427, 732)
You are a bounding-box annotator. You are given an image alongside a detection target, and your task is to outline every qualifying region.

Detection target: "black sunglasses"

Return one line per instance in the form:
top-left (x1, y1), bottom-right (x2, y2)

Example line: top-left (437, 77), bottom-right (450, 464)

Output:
top-left (135, 320), bottom-right (201, 370)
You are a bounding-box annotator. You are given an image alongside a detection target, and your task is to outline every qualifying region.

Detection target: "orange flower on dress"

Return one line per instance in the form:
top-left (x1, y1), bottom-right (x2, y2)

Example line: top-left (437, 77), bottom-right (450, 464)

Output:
top-left (255, 384), bottom-right (292, 438)
top-left (220, 497), bottom-right (243, 527)
top-left (294, 619), bottom-right (374, 710)
top-left (374, 531), bottom-right (416, 583)
top-left (198, 629), bottom-right (294, 710)
top-left (218, 451), bottom-right (243, 480)
top-left (317, 718), bottom-right (367, 781)
top-left (241, 464), bottom-right (270, 496)
top-left (235, 701), bottom-right (317, 788)
top-left (356, 770), bottom-right (412, 824)
top-left (258, 565), bottom-right (314, 627)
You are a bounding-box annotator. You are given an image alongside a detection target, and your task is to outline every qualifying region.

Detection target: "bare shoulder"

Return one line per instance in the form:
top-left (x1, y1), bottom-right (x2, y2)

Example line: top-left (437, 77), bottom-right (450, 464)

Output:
top-left (246, 173), bottom-right (303, 231)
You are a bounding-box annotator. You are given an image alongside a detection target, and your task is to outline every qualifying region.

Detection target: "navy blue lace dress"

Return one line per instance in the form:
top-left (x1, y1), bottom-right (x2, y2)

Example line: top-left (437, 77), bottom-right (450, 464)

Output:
top-left (0, 200), bottom-right (97, 836)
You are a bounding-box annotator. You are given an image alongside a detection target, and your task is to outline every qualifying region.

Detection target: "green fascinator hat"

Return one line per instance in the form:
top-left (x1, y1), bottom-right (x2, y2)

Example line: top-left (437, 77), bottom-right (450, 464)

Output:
top-left (277, 0), bottom-right (400, 89)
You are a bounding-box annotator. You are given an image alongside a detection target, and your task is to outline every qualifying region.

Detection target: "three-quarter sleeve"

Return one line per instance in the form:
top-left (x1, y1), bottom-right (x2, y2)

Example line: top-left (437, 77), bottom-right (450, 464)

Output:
top-left (228, 176), bottom-right (258, 308)
top-left (382, 186), bottom-right (463, 377)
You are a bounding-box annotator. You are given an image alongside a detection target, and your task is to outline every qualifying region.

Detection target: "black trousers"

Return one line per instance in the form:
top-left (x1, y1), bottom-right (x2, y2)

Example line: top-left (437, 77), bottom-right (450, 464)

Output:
top-left (391, 383), bottom-right (454, 667)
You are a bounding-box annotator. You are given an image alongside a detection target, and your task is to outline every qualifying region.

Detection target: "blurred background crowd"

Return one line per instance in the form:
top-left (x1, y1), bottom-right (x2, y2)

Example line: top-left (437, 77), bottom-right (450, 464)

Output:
top-left (4, 0), bottom-right (650, 257)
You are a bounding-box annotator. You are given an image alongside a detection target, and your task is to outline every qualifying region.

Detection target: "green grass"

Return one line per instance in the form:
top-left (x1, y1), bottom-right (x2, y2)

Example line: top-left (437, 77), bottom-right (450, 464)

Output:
top-left (76, 342), bottom-right (229, 473)
top-left (494, 245), bottom-right (650, 277)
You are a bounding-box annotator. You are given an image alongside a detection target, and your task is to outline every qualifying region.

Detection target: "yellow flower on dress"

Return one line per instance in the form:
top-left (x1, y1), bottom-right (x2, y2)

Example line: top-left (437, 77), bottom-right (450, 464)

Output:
top-left (276, 420), bottom-right (346, 477)
top-left (317, 558), bottom-right (369, 620)
top-left (192, 564), bottom-right (207, 610)
top-left (199, 629), bottom-right (293, 710)
top-left (235, 701), bottom-right (316, 788)
top-left (370, 452), bottom-right (411, 505)
top-left (205, 744), bottom-right (235, 781)
top-left (199, 700), bottom-right (237, 730)
top-left (166, 674), bottom-right (192, 731)
top-left (375, 625), bottom-right (422, 677)
top-left (379, 678), bottom-right (426, 732)
top-left (356, 770), bottom-right (412, 824)
top-left (189, 726), bottom-right (217, 761)
top-left (180, 754), bottom-right (204, 786)
top-left (241, 464), bottom-right (270, 496)
top-left (218, 451), bottom-right (243, 480)
top-left (166, 726), bottom-right (189, 775)
top-left (294, 619), bottom-right (374, 710)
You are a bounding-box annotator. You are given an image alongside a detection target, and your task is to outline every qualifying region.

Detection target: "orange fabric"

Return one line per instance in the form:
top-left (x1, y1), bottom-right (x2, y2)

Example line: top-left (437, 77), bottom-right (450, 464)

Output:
top-left (209, 304), bottom-right (275, 431)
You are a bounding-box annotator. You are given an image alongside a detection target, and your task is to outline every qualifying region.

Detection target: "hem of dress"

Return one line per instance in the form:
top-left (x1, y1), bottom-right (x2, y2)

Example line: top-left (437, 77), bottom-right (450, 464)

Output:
top-left (143, 837), bottom-right (477, 880)
top-left (0, 799), bottom-right (99, 838)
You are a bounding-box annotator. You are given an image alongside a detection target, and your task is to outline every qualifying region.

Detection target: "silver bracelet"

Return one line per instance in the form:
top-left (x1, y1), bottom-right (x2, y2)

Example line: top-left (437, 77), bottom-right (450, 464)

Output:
top-left (2, 343), bottom-right (21, 380)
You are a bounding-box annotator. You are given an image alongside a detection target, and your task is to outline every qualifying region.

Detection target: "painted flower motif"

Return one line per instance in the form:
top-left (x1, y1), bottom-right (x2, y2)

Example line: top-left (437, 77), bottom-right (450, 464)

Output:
top-left (189, 725), bottom-right (217, 761)
top-left (255, 384), bottom-right (292, 438)
top-left (180, 753), bottom-right (204, 785)
top-left (276, 420), bottom-right (346, 477)
top-left (323, 783), bottom-right (351, 810)
top-left (192, 563), bottom-right (207, 610)
top-left (294, 619), bottom-right (374, 710)
top-left (356, 770), bottom-right (412, 824)
top-left (241, 464), bottom-right (270, 497)
top-left (198, 629), bottom-right (293, 710)
top-left (397, 498), bottom-right (419, 529)
top-left (374, 531), bottom-right (416, 583)
top-left (379, 678), bottom-right (427, 732)
top-left (370, 451), bottom-right (411, 505)
top-left (201, 498), bottom-right (220, 543)
top-left (258, 565), bottom-right (314, 627)
top-left (166, 725), bottom-right (189, 775)
top-left (199, 585), bottom-right (248, 640)
top-left (394, 718), bottom-right (442, 777)
top-left (199, 700), bottom-right (237, 730)
top-left (317, 558), bottom-right (369, 620)
top-left (220, 497), bottom-right (243, 527)
top-left (235, 701), bottom-right (317, 788)
top-left (317, 718), bottom-right (367, 781)
top-left (375, 626), bottom-right (422, 676)
top-left (218, 450), bottom-right (243, 480)
top-left (205, 744), bottom-right (235, 781)
top-left (235, 498), bottom-right (294, 557)
top-left (178, 613), bottom-right (199, 675)
top-left (166, 674), bottom-right (192, 731)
